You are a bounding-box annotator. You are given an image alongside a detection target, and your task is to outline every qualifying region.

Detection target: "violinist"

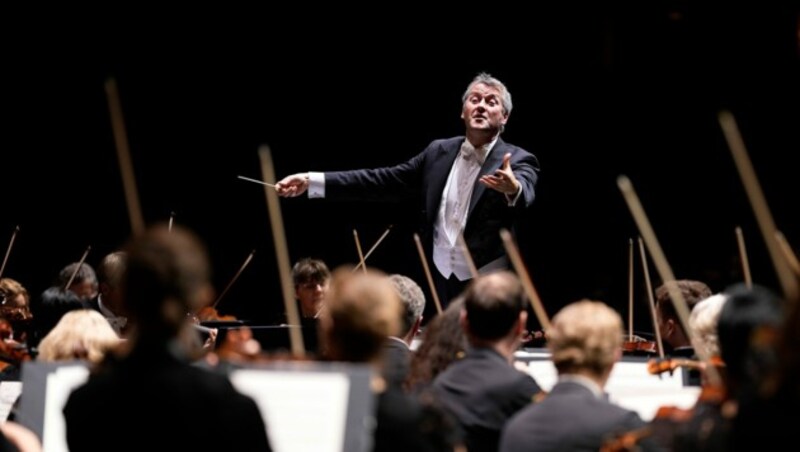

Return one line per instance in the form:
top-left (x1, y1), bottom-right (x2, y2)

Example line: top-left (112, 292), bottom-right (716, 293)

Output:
top-left (36, 309), bottom-right (121, 363)
top-left (291, 258), bottom-right (330, 320)
top-left (321, 267), bottom-right (462, 451)
top-left (0, 277), bottom-right (33, 343)
top-left (383, 274), bottom-right (426, 388)
top-left (644, 292), bottom-right (729, 450)
top-left (500, 300), bottom-right (658, 452)
top-left (63, 224), bottom-right (272, 452)
top-left (721, 284), bottom-right (786, 450)
top-left (655, 279), bottom-right (712, 357)
top-left (87, 251), bottom-right (129, 336)
top-left (432, 272), bottom-right (540, 452)
top-left (56, 261), bottom-right (99, 301)
top-left (287, 257), bottom-right (330, 355)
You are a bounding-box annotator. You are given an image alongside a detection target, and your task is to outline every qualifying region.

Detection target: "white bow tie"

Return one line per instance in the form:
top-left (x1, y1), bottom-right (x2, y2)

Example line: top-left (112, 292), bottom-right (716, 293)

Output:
top-left (460, 141), bottom-right (487, 163)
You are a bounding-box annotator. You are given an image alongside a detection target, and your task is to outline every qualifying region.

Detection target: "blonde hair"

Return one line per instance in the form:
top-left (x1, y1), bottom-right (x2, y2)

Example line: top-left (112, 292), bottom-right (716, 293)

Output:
top-left (320, 268), bottom-right (402, 362)
top-left (689, 293), bottom-right (728, 358)
top-left (548, 300), bottom-right (623, 375)
top-left (37, 310), bottom-right (121, 363)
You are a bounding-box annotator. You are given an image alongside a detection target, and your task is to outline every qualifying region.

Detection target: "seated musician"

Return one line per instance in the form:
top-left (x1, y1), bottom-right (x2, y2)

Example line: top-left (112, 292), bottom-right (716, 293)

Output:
top-left (405, 297), bottom-right (468, 394)
top-left (63, 225), bottom-right (272, 451)
top-left (36, 309), bottom-right (121, 363)
top-left (56, 261), bottom-right (99, 301)
top-left (500, 300), bottom-right (657, 452)
top-left (285, 258), bottom-right (330, 355)
top-left (382, 274), bottom-right (426, 388)
top-left (432, 271), bottom-right (540, 452)
top-left (0, 278), bottom-right (33, 344)
top-left (654, 279), bottom-right (712, 357)
top-left (87, 251), bottom-right (129, 336)
top-left (321, 268), bottom-right (461, 451)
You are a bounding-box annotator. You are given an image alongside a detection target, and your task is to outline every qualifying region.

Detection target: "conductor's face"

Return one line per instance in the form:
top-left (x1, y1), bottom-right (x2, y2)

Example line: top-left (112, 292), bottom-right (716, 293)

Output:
top-left (461, 82), bottom-right (508, 135)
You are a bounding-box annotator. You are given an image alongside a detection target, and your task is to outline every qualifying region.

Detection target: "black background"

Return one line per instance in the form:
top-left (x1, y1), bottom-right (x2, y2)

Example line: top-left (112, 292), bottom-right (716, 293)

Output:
top-left (3, 5), bottom-right (799, 330)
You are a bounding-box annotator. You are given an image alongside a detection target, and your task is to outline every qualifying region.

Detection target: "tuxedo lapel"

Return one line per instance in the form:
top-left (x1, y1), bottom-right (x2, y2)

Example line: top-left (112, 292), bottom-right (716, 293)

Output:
top-left (426, 139), bottom-right (461, 225)
top-left (467, 138), bottom-right (507, 218)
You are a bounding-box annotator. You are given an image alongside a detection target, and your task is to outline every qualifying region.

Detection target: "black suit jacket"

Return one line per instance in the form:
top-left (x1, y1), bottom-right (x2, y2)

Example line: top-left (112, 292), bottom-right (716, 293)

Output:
top-left (64, 344), bottom-right (272, 452)
top-left (432, 347), bottom-right (540, 452)
top-left (326, 136), bottom-right (539, 269)
top-left (499, 380), bottom-right (651, 452)
top-left (382, 337), bottom-right (411, 389)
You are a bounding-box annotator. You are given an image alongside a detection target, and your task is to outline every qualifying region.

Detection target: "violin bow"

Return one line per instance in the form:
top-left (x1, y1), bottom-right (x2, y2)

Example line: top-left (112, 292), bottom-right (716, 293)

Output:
top-left (719, 111), bottom-right (798, 302)
top-left (352, 230), bottom-right (367, 274)
top-left (105, 78), bottom-right (145, 237)
top-left (638, 237), bottom-right (665, 358)
top-left (735, 226), bottom-right (753, 288)
top-left (775, 230), bottom-right (800, 277)
top-left (618, 176), bottom-right (720, 384)
top-left (259, 145), bottom-right (305, 356)
top-left (64, 246), bottom-right (92, 291)
top-left (413, 234), bottom-right (443, 315)
top-left (628, 238), bottom-right (634, 343)
top-left (212, 249), bottom-right (256, 310)
top-left (500, 229), bottom-right (551, 331)
top-left (353, 225), bottom-right (393, 272)
top-left (0, 226), bottom-right (20, 281)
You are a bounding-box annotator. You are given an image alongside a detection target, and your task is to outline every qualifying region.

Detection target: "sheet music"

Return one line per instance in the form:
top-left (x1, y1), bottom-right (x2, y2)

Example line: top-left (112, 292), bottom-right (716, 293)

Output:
top-left (523, 360), bottom-right (699, 421)
top-left (42, 366), bottom-right (89, 452)
top-left (0, 382), bottom-right (22, 422)
top-left (231, 369), bottom-right (350, 452)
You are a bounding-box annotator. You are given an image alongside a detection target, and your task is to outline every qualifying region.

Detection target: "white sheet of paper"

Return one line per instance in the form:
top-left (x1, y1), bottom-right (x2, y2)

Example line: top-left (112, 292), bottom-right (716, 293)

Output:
top-left (43, 366), bottom-right (89, 452)
top-left (0, 381), bottom-right (22, 422)
top-left (230, 370), bottom-right (350, 452)
top-left (524, 360), bottom-right (699, 421)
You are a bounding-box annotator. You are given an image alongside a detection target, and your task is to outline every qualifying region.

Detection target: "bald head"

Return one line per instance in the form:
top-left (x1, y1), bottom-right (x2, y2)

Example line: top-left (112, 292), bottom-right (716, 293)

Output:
top-left (464, 271), bottom-right (527, 341)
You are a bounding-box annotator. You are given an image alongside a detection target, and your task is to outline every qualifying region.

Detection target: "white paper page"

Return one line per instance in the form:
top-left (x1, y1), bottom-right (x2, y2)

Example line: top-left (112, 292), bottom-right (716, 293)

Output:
top-left (230, 370), bottom-right (350, 452)
top-left (0, 382), bottom-right (22, 422)
top-left (43, 366), bottom-right (89, 452)
top-left (524, 360), bottom-right (700, 421)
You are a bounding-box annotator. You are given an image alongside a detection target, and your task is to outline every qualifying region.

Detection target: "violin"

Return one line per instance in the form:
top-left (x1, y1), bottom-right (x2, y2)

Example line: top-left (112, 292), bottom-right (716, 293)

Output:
top-left (196, 306), bottom-right (239, 323)
top-left (647, 356), bottom-right (725, 376)
top-left (621, 334), bottom-right (659, 356)
top-left (0, 318), bottom-right (31, 368)
top-left (522, 329), bottom-right (546, 346)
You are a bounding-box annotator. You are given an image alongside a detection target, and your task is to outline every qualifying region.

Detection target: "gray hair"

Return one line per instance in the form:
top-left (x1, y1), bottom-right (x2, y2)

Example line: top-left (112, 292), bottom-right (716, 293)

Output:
top-left (462, 72), bottom-right (513, 116)
top-left (389, 274), bottom-right (426, 336)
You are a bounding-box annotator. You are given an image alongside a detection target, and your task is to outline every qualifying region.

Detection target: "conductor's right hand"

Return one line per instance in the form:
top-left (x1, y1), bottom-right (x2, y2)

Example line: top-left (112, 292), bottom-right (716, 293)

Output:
top-left (275, 173), bottom-right (310, 197)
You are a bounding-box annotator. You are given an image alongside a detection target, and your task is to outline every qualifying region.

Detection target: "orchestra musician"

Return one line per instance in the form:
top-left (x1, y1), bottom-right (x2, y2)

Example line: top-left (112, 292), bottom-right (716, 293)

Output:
top-left (63, 224), bottom-right (272, 452)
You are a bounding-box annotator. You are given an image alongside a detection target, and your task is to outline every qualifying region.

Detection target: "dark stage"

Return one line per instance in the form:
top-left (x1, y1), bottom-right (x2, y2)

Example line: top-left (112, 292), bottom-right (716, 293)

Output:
top-left (3, 5), bottom-right (798, 330)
